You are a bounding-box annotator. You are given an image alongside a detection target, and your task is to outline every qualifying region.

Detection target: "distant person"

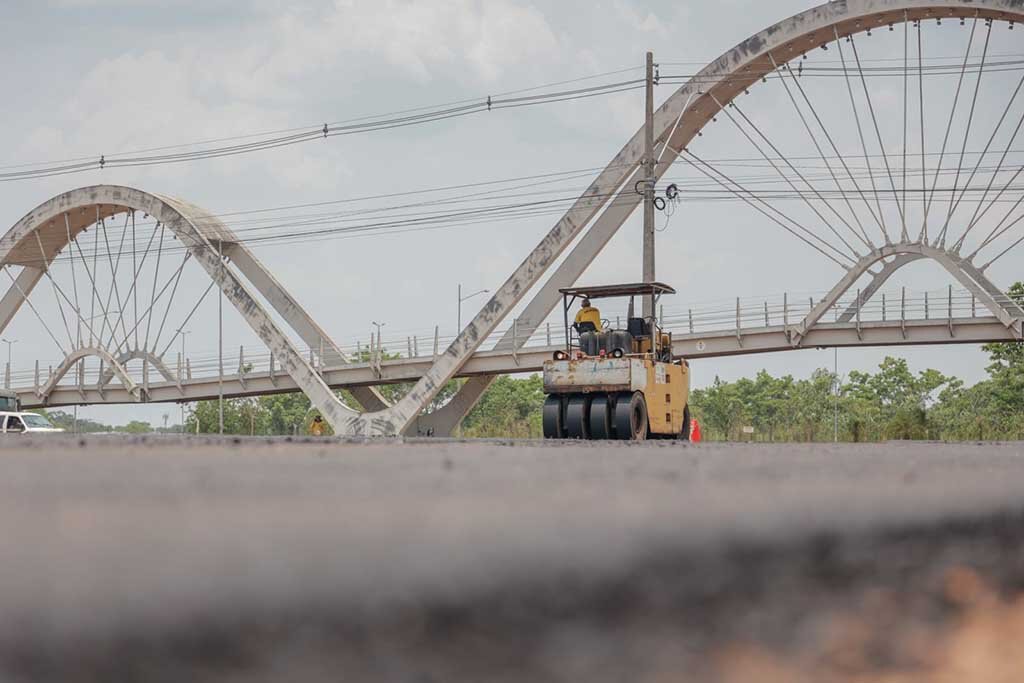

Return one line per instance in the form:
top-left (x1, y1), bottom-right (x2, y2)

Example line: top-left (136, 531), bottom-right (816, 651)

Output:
top-left (690, 418), bottom-right (701, 443)
top-left (309, 415), bottom-right (325, 436)
top-left (574, 298), bottom-right (603, 332)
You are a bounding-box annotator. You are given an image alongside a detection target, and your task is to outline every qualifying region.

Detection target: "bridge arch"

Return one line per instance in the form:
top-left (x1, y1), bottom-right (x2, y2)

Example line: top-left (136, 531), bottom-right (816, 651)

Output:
top-left (0, 185), bottom-right (382, 420)
top-left (792, 243), bottom-right (1024, 345)
top-left (98, 349), bottom-right (177, 389)
top-left (34, 347), bottom-right (180, 403)
top-left (37, 346), bottom-right (141, 403)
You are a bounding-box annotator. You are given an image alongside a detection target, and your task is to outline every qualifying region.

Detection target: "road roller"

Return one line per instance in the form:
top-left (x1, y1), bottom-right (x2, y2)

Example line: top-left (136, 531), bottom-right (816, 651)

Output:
top-left (542, 283), bottom-right (691, 441)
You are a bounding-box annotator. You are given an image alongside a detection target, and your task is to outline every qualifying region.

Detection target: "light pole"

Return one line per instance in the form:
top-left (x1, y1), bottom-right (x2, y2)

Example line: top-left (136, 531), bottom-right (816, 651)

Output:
top-left (177, 329), bottom-right (191, 433)
top-left (179, 329), bottom-right (191, 361)
top-left (1, 338), bottom-right (16, 389)
top-left (371, 321), bottom-right (386, 344)
top-left (1, 338), bottom-right (16, 369)
top-left (371, 321), bottom-right (386, 365)
top-left (458, 284), bottom-right (489, 333)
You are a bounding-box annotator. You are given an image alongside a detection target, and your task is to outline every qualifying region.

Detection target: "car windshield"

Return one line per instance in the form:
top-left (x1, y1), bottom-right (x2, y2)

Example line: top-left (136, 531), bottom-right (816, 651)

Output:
top-left (21, 414), bottom-right (54, 428)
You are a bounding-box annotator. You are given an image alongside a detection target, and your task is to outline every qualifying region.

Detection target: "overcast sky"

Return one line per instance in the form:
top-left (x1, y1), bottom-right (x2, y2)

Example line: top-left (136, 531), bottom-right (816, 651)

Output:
top-left (2, 0), bottom-right (1021, 427)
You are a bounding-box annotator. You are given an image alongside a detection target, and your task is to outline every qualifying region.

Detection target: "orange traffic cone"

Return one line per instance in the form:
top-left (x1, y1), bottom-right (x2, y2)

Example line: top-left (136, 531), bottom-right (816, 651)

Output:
top-left (690, 418), bottom-right (702, 443)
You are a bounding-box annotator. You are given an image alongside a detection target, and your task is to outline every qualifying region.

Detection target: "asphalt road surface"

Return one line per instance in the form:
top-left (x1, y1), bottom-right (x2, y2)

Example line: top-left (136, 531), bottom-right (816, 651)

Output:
top-left (2, 436), bottom-right (1024, 682)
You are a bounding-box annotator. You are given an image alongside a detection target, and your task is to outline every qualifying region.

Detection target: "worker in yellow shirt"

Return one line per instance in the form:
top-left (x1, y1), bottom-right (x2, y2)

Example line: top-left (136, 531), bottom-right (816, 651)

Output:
top-left (574, 298), bottom-right (603, 332)
top-left (309, 415), bottom-right (325, 436)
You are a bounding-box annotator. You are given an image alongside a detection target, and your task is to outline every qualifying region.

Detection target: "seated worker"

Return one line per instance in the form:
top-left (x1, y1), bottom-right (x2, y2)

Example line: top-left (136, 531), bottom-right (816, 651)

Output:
top-left (574, 298), bottom-right (603, 333)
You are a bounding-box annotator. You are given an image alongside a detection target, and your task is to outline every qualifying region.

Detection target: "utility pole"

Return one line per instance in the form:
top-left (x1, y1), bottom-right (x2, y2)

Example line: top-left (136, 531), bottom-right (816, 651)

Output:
top-left (218, 241), bottom-right (224, 436)
top-left (834, 347), bottom-right (839, 442)
top-left (642, 51), bottom-right (656, 319)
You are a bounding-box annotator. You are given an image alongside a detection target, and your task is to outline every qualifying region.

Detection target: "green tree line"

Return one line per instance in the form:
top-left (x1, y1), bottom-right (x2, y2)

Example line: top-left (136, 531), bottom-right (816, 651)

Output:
top-left (180, 374), bottom-right (544, 437)
top-left (691, 284), bottom-right (1024, 442)
top-left (42, 410), bottom-right (180, 434)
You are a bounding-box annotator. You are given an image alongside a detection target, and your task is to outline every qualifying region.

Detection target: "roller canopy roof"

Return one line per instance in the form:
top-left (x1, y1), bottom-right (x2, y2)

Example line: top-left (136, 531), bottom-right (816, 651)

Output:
top-left (558, 283), bottom-right (676, 299)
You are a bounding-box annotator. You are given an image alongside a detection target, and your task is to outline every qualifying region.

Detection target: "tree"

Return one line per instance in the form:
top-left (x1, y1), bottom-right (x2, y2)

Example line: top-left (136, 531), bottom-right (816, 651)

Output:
top-left (187, 398), bottom-right (270, 435)
top-left (982, 283), bottom-right (1024, 371)
top-left (462, 375), bottom-right (545, 438)
top-left (748, 371), bottom-right (793, 441)
top-left (691, 376), bottom-right (743, 441)
top-left (791, 369), bottom-right (835, 441)
top-left (42, 410), bottom-right (112, 433)
top-left (261, 393), bottom-right (312, 435)
top-left (844, 358), bottom-right (952, 440)
top-left (119, 420), bottom-right (153, 434)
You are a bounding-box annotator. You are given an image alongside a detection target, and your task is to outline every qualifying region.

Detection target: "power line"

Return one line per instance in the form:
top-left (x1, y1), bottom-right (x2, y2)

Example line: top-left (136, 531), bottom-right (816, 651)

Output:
top-left (7, 52), bottom-right (1024, 183)
top-left (0, 77), bottom-right (647, 183)
top-left (13, 142), bottom-right (1021, 265)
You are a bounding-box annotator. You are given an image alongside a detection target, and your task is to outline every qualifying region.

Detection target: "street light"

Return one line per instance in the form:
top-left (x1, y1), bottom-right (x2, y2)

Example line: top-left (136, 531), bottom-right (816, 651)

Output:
top-left (458, 284), bottom-right (489, 332)
top-left (1, 338), bottom-right (16, 377)
top-left (173, 329), bottom-right (193, 434)
top-left (179, 329), bottom-right (192, 360)
top-left (178, 329), bottom-right (192, 378)
top-left (370, 321), bottom-right (386, 361)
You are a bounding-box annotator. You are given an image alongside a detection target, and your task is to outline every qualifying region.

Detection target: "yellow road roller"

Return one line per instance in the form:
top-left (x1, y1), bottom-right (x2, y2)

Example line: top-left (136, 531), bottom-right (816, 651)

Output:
top-left (542, 283), bottom-right (691, 441)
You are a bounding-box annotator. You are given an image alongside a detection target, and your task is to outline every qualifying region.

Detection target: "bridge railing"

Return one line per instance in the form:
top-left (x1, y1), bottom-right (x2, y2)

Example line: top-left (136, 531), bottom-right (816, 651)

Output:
top-left (6, 286), bottom-right (1013, 392)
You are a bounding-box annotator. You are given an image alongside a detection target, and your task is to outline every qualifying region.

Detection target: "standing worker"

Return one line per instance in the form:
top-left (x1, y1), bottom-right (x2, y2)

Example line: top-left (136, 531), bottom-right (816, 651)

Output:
top-left (574, 298), bottom-right (603, 333)
top-left (309, 415), bottom-right (325, 436)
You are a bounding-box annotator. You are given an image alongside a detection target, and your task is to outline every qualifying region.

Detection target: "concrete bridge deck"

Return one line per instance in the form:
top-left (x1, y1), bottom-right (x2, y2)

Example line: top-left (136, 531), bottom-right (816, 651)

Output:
top-left (14, 314), bottom-right (1016, 408)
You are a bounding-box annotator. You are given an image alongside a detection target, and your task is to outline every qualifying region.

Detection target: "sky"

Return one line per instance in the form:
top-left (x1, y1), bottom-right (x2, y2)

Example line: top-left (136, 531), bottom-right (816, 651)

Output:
top-left (1, 0), bottom-right (1021, 427)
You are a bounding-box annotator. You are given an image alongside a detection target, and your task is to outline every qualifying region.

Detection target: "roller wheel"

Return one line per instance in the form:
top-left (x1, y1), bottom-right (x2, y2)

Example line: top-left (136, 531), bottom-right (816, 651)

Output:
top-left (614, 391), bottom-right (649, 441)
top-left (680, 404), bottom-right (692, 441)
top-left (543, 395), bottom-right (566, 439)
top-left (565, 395), bottom-right (592, 440)
top-left (588, 394), bottom-right (613, 440)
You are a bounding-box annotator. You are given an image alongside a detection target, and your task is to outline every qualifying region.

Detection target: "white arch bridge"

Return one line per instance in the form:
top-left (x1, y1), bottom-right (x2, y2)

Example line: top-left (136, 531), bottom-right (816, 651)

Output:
top-left (3, 0), bottom-right (1024, 435)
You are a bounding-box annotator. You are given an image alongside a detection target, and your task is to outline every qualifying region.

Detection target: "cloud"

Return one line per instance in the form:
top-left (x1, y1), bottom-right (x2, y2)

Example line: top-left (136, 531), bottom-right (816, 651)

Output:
top-left (611, 0), bottom-right (669, 37)
top-left (203, 0), bottom-right (563, 99)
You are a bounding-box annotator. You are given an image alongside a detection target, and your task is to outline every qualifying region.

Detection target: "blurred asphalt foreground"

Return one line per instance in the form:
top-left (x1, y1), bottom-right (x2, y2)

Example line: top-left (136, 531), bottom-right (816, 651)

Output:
top-left (1, 438), bottom-right (1024, 682)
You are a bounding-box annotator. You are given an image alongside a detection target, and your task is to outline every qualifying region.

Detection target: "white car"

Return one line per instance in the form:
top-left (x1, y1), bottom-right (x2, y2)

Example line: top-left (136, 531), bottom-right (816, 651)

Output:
top-left (0, 412), bottom-right (64, 434)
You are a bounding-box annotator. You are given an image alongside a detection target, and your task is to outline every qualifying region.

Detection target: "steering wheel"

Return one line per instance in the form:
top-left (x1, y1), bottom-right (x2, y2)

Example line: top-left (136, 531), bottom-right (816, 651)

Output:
top-left (601, 318), bottom-right (611, 330)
